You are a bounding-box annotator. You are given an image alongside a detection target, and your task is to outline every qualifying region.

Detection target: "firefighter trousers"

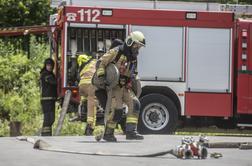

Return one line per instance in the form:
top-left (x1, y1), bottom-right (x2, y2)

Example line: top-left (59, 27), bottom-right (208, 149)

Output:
top-left (106, 86), bottom-right (140, 130)
top-left (79, 83), bottom-right (97, 129)
top-left (41, 100), bottom-right (55, 136)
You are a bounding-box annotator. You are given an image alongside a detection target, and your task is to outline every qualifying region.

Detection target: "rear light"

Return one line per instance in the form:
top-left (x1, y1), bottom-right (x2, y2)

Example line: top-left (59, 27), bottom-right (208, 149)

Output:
top-left (72, 89), bottom-right (78, 96)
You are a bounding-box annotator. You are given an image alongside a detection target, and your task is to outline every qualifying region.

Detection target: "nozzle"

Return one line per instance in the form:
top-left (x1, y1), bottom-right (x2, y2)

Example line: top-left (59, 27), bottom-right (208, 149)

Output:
top-left (200, 147), bottom-right (208, 159)
top-left (184, 149), bottom-right (193, 159)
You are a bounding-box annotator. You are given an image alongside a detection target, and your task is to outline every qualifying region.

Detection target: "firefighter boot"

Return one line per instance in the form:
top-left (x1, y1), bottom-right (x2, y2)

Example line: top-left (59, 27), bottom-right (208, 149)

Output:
top-left (103, 126), bottom-right (117, 142)
top-left (84, 123), bottom-right (94, 136)
top-left (125, 123), bottom-right (144, 140)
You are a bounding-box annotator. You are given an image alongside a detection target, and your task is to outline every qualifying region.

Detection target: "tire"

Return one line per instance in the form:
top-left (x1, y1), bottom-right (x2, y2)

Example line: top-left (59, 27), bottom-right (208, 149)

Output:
top-left (138, 93), bottom-right (178, 134)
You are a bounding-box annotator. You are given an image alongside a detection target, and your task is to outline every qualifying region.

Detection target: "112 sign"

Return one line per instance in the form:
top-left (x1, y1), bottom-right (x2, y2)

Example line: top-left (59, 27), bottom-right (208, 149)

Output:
top-left (66, 9), bottom-right (101, 23)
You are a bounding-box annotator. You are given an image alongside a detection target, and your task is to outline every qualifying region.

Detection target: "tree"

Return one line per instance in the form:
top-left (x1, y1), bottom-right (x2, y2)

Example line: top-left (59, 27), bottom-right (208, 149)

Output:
top-left (0, 0), bottom-right (55, 27)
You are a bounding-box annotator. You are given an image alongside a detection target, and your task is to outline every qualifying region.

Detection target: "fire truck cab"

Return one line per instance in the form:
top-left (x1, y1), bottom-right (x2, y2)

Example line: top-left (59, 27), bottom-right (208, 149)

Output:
top-left (51, 2), bottom-right (252, 134)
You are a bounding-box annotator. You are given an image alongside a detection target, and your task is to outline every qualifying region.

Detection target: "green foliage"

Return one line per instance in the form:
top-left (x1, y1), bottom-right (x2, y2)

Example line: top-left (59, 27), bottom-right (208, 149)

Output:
top-left (0, 37), bottom-right (48, 136)
top-left (3, 92), bottom-right (25, 122)
top-left (0, 53), bottom-right (29, 93)
top-left (0, 40), bottom-right (17, 56)
top-left (0, 119), bottom-right (9, 136)
top-left (0, 0), bottom-right (55, 27)
top-left (52, 110), bottom-right (85, 136)
top-left (0, 36), bottom-right (87, 136)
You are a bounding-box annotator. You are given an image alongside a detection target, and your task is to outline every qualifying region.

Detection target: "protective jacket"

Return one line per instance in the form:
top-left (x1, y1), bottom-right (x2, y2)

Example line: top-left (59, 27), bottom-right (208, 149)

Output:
top-left (97, 44), bottom-right (138, 88)
top-left (40, 69), bottom-right (57, 100)
top-left (79, 59), bottom-right (97, 86)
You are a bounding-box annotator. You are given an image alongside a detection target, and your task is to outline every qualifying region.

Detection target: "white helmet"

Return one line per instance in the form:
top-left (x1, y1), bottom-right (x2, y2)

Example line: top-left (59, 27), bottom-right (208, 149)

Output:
top-left (126, 31), bottom-right (146, 47)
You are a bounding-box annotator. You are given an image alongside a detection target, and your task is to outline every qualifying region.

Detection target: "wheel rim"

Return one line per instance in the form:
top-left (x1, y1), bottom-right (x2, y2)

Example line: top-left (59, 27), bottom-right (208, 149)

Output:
top-left (142, 103), bottom-right (169, 131)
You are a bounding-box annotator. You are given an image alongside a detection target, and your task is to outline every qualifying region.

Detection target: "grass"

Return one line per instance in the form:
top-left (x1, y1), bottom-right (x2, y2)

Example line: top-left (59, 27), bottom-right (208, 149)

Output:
top-left (175, 126), bottom-right (252, 137)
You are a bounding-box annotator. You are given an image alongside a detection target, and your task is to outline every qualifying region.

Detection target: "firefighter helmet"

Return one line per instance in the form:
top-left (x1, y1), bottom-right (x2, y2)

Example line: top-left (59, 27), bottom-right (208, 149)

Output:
top-left (77, 54), bottom-right (91, 66)
top-left (126, 31), bottom-right (146, 47)
top-left (44, 58), bottom-right (55, 68)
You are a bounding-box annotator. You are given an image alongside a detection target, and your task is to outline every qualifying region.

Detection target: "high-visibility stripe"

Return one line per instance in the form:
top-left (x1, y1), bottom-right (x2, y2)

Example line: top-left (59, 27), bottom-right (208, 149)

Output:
top-left (41, 97), bottom-right (56, 100)
top-left (80, 71), bottom-right (94, 79)
top-left (42, 127), bottom-right (51, 132)
top-left (87, 117), bottom-right (96, 127)
top-left (87, 117), bottom-right (94, 123)
top-left (107, 122), bottom-right (116, 129)
top-left (79, 79), bottom-right (92, 85)
top-left (126, 117), bottom-right (138, 124)
top-left (81, 96), bottom-right (87, 101)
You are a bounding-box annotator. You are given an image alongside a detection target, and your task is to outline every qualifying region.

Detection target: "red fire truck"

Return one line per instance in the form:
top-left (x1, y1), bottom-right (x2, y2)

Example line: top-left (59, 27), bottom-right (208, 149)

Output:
top-left (50, 3), bottom-right (252, 134)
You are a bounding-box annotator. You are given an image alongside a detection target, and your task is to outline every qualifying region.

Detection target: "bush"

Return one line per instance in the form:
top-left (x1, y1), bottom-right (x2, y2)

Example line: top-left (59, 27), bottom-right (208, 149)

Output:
top-left (0, 119), bottom-right (9, 137)
top-left (0, 37), bottom-right (87, 136)
top-left (0, 37), bottom-right (47, 136)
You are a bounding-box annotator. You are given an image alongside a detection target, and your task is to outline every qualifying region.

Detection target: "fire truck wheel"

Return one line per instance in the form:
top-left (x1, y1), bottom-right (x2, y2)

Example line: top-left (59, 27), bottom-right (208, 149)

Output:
top-left (138, 93), bottom-right (178, 134)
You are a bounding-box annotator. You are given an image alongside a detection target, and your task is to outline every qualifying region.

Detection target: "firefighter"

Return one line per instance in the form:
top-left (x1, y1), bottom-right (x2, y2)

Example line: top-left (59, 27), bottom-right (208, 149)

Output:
top-left (40, 58), bottom-right (57, 136)
top-left (78, 54), bottom-right (97, 135)
top-left (96, 31), bottom-right (146, 142)
top-left (95, 39), bottom-right (124, 110)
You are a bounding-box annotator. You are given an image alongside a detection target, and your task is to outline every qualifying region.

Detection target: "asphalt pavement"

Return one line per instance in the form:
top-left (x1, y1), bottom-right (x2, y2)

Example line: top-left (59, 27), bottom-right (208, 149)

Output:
top-left (0, 135), bottom-right (252, 166)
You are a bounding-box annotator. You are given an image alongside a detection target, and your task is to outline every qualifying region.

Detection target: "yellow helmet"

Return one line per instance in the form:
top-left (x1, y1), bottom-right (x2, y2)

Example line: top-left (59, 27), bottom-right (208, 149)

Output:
top-left (77, 54), bottom-right (91, 66)
top-left (126, 31), bottom-right (146, 47)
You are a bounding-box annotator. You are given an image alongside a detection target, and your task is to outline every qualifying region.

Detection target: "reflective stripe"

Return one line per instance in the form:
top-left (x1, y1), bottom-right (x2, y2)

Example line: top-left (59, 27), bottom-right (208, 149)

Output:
top-left (107, 122), bottom-right (116, 129)
top-left (81, 96), bottom-right (87, 101)
top-left (126, 117), bottom-right (138, 124)
top-left (42, 127), bottom-right (51, 132)
top-left (79, 78), bottom-right (92, 85)
top-left (41, 97), bottom-right (56, 100)
top-left (87, 116), bottom-right (96, 128)
top-left (96, 68), bottom-right (105, 76)
top-left (87, 117), bottom-right (94, 123)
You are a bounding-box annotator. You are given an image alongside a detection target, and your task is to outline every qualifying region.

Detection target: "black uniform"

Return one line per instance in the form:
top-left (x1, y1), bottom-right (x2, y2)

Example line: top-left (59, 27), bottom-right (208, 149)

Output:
top-left (40, 58), bottom-right (57, 136)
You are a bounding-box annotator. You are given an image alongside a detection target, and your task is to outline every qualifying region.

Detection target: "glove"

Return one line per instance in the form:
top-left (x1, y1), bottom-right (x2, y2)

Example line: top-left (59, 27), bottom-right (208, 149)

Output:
top-left (97, 68), bottom-right (105, 77)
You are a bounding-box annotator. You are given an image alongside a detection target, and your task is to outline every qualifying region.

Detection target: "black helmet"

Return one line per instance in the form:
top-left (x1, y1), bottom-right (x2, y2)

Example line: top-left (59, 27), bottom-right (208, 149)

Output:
top-left (44, 58), bottom-right (55, 68)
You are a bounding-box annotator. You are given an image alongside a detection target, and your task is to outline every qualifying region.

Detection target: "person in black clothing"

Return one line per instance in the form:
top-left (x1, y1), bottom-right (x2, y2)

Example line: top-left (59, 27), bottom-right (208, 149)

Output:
top-left (40, 58), bottom-right (57, 136)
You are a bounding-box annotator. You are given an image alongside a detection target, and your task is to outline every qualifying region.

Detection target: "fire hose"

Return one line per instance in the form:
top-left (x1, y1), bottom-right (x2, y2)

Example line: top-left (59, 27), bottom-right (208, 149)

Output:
top-left (204, 141), bottom-right (252, 149)
top-left (16, 136), bottom-right (211, 159)
top-left (16, 136), bottom-right (175, 158)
